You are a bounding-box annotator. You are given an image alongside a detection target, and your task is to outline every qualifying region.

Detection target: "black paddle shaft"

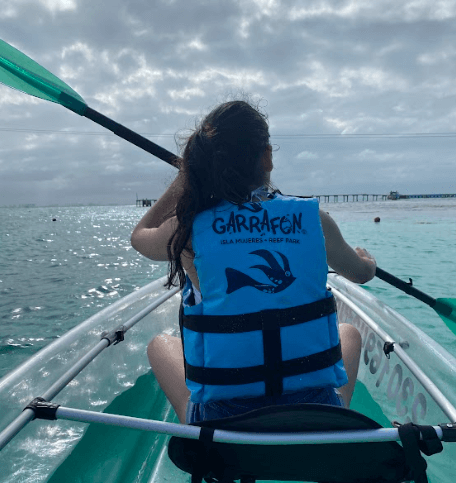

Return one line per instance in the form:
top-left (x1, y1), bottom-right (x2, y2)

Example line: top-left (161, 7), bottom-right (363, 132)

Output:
top-left (84, 107), bottom-right (180, 167)
top-left (375, 267), bottom-right (436, 308)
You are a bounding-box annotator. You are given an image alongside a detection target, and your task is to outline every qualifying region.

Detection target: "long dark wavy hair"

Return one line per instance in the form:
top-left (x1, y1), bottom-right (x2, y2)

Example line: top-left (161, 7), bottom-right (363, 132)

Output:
top-left (166, 100), bottom-right (271, 289)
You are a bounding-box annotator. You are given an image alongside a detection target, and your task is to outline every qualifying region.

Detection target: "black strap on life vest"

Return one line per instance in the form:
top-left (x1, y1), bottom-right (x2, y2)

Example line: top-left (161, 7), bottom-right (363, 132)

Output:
top-left (181, 296), bottom-right (339, 397)
top-left (182, 296), bottom-right (336, 333)
top-left (184, 344), bottom-right (342, 386)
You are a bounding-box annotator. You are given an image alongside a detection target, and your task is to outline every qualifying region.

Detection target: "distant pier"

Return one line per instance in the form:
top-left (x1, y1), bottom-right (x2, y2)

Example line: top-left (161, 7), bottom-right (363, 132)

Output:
top-left (314, 194), bottom-right (388, 203)
top-left (387, 191), bottom-right (456, 200)
top-left (136, 191), bottom-right (456, 206)
top-left (313, 191), bottom-right (456, 202)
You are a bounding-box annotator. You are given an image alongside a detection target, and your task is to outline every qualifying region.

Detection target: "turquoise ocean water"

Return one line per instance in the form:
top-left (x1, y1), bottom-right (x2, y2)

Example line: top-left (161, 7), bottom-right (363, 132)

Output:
top-left (1, 198), bottom-right (456, 379)
top-left (1, 198), bottom-right (456, 482)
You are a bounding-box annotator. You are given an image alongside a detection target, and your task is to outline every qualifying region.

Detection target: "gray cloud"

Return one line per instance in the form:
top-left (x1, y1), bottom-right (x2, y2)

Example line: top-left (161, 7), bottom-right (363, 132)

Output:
top-left (1, 0), bottom-right (456, 206)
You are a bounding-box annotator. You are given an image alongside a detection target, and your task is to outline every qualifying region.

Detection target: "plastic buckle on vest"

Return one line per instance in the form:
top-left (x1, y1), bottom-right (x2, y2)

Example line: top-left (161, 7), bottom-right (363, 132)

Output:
top-left (23, 397), bottom-right (60, 420)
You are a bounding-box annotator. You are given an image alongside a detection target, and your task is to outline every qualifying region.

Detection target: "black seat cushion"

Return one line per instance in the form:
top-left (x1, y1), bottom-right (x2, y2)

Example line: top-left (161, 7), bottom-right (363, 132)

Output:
top-left (168, 403), bottom-right (410, 482)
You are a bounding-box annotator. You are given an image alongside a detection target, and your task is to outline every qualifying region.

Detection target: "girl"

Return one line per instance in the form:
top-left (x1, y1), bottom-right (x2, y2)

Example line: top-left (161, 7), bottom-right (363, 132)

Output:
top-left (131, 100), bottom-right (376, 424)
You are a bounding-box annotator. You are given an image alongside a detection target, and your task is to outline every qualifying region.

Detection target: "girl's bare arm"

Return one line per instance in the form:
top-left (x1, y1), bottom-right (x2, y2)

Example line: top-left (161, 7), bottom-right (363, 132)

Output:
top-left (320, 210), bottom-right (376, 284)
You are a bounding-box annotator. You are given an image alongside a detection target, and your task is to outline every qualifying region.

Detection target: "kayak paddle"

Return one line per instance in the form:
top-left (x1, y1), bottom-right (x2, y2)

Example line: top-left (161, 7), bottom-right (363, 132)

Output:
top-left (4, 39), bottom-right (455, 334)
top-left (376, 267), bottom-right (456, 336)
top-left (0, 39), bottom-right (179, 167)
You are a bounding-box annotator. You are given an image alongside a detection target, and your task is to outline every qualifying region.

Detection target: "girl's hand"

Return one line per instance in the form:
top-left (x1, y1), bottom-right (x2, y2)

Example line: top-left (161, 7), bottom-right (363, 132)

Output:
top-left (354, 247), bottom-right (377, 282)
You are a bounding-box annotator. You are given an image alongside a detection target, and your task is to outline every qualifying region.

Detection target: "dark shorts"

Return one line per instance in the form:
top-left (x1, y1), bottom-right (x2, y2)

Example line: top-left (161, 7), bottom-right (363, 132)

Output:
top-left (186, 387), bottom-right (345, 424)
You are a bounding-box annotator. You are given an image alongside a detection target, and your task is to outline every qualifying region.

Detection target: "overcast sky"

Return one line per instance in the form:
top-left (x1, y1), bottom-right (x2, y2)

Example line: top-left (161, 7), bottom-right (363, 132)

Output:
top-left (1, 0), bottom-right (456, 206)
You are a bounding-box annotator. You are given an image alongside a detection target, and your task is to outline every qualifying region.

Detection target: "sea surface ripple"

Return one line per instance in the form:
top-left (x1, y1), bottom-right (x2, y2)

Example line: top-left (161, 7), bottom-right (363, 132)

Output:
top-left (1, 198), bottom-right (455, 378)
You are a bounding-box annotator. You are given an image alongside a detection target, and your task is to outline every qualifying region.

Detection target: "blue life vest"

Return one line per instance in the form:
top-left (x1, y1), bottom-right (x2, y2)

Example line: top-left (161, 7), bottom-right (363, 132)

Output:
top-left (181, 192), bottom-right (348, 404)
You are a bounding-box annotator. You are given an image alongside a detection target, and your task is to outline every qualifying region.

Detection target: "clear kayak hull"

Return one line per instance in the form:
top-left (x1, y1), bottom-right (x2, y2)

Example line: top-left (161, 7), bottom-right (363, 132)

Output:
top-left (0, 278), bottom-right (180, 482)
top-left (0, 275), bottom-right (455, 482)
top-left (329, 274), bottom-right (456, 483)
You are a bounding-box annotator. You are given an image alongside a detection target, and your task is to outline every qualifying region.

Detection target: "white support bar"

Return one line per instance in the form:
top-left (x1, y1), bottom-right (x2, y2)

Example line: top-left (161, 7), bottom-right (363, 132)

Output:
top-left (56, 406), bottom-right (445, 446)
top-left (119, 286), bottom-right (180, 332)
top-left (0, 285), bottom-right (179, 451)
top-left (331, 286), bottom-right (456, 423)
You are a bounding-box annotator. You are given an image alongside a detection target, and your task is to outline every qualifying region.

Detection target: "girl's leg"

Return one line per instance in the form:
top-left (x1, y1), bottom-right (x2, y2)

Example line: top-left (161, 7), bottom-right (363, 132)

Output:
top-left (338, 323), bottom-right (362, 407)
top-left (147, 334), bottom-right (190, 423)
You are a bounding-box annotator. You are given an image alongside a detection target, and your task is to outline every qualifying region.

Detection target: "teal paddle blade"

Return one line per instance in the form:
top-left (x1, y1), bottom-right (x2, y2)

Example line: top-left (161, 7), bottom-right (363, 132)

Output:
top-left (435, 298), bottom-right (456, 337)
top-left (0, 39), bottom-right (86, 115)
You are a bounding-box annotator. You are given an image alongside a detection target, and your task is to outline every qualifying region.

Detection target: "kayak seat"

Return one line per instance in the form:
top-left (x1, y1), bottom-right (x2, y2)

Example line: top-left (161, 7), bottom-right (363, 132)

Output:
top-left (168, 403), bottom-right (411, 483)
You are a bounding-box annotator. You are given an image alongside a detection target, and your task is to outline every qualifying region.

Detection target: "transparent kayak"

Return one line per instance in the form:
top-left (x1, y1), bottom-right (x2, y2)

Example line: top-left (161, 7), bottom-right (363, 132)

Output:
top-left (0, 274), bottom-right (455, 482)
